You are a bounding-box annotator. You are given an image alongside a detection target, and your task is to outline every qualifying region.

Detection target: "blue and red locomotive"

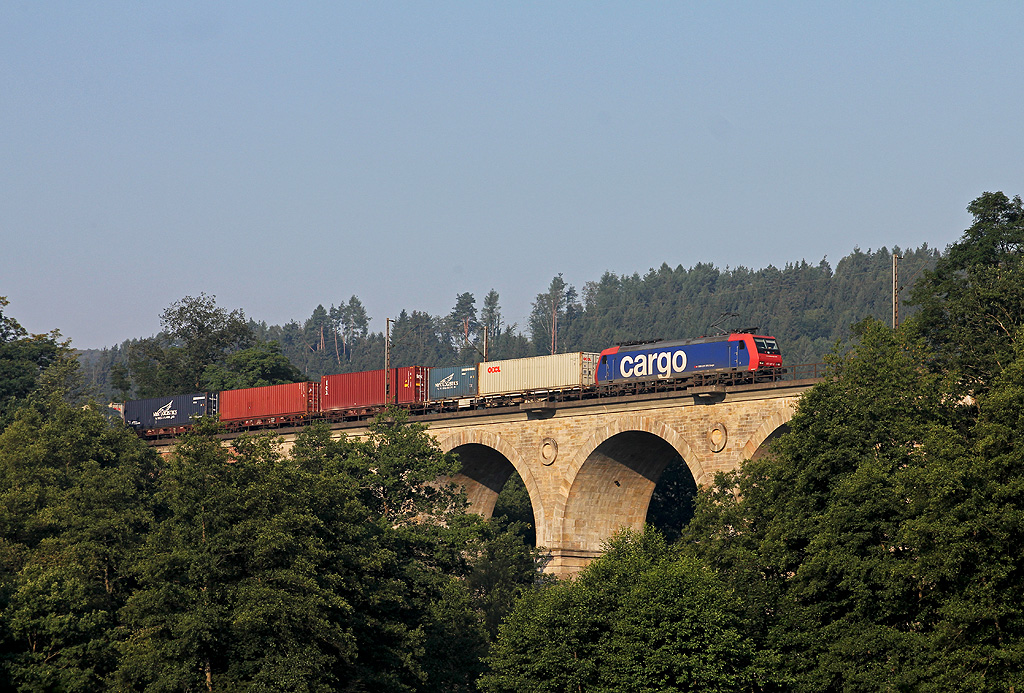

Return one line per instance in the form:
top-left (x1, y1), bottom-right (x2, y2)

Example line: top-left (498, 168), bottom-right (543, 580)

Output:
top-left (596, 332), bottom-right (781, 385)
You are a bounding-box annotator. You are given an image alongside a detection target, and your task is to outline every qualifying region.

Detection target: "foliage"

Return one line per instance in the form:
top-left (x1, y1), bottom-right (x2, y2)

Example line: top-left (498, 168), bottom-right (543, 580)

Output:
top-left (528, 274), bottom-right (583, 356)
top-left (466, 519), bottom-right (546, 639)
top-left (683, 318), bottom-right (1024, 691)
top-left (480, 528), bottom-right (773, 693)
top-left (18, 189), bottom-right (1024, 688)
top-left (644, 456), bottom-right (698, 544)
top-left (0, 401), bottom-right (157, 691)
top-left (81, 242), bottom-right (939, 396)
top-left (111, 411), bottom-right (539, 691)
top-left (199, 340), bottom-right (304, 391)
top-left (125, 294), bottom-right (257, 397)
top-left (909, 191), bottom-right (1024, 392)
top-left (491, 473), bottom-right (536, 546)
top-left (0, 297), bottom-right (65, 427)
top-left (116, 419), bottom-right (352, 691)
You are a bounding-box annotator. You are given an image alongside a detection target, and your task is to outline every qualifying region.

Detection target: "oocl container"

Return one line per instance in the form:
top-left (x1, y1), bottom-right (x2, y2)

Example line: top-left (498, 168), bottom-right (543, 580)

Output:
top-left (321, 367), bottom-right (427, 411)
top-left (218, 381), bottom-right (318, 423)
top-left (477, 352), bottom-right (600, 397)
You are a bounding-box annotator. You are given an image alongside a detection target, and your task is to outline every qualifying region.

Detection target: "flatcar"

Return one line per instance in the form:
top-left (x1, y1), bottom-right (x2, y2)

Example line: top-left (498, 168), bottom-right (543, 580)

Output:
top-left (322, 367), bottom-right (428, 419)
top-left (219, 381), bottom-right (319, 429)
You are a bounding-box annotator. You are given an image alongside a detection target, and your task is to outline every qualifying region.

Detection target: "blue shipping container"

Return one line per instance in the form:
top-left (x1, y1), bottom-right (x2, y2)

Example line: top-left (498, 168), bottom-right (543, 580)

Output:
top-left (428, 365), bottom-right (478, 401)
top-left (123, 393), bottom-right (216, 430)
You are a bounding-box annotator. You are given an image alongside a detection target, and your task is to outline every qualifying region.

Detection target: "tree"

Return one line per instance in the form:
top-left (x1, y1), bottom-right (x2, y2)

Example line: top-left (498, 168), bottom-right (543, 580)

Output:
top-left (897, 329), bottom-right (1024, 689)
top-left (0, 399), bottom-right (157, 691)
top-left (0, 296), bottom-right (65, 427)
top-left (158, 293), bottom-right (255, 382)
top-left (909, 191), bottom-right (1024, 392)
top-left (682, 317), bottom-right (1024, 691)
top-left (481, 290), bottom-right (503, 348)
top-left (116, 412), bottom-right (506, 692)
top-left (528, 274), bottom-right (581, 355)
top-left (117, 419), bottom-right (353, 692)
top-left (387, 309), bottom-right (455, 368)
top-left (465, 493), bottom-right (544, 639)
top-left (480, 528), bottom-right (772, 693)
top-left (447, 292), bottom-right (479, 359)
top-left (491, 473), bottom-right (536, 546)
top-left (331, 295), bottom-right (370, 361)
top-left (288, 413), bottom-right (489, 692)
top-left (644, 457), bottom-right (698, 544)
top-left (126, 294), bottom-right (256, 397)
top-left (200, 341), bottom-right (304, 390)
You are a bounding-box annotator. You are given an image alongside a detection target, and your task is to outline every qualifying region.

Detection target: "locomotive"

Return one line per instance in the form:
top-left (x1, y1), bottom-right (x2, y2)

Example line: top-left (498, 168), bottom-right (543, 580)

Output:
top-left (123, 331), bottom-right (782, 438)
top-left (597, 332), bottom-right (781, 384)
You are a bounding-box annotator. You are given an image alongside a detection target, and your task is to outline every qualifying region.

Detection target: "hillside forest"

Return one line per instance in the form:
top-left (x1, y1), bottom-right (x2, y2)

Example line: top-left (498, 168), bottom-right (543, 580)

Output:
top-left (78, 243), bottom-right (937, 400)
top-left (1, 191), bottom-right (1023, 690)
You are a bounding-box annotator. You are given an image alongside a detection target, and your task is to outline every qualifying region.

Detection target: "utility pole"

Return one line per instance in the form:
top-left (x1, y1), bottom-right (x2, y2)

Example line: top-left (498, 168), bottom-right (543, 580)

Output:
top-left (461, 322), bottom-right (489, 363)
top-left (384, 317), bottom-right (391, 403)
top-left (892, 253), bottom-right (901, 329)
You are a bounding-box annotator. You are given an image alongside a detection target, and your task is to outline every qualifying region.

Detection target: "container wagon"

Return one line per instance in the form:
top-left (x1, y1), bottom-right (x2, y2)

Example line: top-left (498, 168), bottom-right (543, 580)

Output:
top-left (218, 381), bottom-right (319, 428)
top-left (477, 352), bottom-right (600, 400)
top-left (321, 366), bottom-right (428, 417)
top-left (427, 365), bottom-right (478, 410)
top-left (124, 392), bottom-right (217, 438)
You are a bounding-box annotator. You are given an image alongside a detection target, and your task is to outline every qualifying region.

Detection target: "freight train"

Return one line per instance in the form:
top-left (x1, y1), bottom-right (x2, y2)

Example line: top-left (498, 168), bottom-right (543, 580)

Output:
top-left (123, 331), bottom-right (782, 438)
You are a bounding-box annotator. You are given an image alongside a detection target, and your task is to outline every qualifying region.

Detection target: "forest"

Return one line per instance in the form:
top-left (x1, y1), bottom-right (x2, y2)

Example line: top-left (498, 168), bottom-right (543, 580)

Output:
top-left (2, 190), bottom-right (1023, 691)
top-left (78, 243), bottom-right (938, 400)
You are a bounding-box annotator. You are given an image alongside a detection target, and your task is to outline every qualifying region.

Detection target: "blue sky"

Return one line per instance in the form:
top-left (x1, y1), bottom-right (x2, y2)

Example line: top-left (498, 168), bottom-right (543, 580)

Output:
top-left (3, 2), bottom-right (1021, 348)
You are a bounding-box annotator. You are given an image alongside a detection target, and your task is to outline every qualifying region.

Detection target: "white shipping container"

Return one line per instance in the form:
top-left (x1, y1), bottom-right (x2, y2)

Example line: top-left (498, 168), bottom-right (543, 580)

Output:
top-left (477, 352), bottom-right (600, 397)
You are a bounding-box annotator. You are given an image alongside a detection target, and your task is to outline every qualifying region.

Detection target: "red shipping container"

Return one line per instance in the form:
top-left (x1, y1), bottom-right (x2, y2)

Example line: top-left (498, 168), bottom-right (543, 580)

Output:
top-left (219, 382), bottom-right (319, 423)
top-left (321, 367), bottom-right (427, 411)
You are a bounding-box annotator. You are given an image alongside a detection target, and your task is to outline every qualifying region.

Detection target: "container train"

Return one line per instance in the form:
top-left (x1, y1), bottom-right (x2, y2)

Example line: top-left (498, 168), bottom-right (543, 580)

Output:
top-left (123, 331), bottom-right (782, 438)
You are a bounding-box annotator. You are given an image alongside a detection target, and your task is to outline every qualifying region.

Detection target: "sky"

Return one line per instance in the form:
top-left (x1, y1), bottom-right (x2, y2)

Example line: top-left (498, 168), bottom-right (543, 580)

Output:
top-left (3, 2), bottom-right (1022, 349)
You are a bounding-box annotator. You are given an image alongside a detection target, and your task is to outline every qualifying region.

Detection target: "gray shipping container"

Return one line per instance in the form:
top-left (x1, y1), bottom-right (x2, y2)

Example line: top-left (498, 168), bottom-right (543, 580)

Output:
top-left (477, 352), bottom-right (600, 397)
top-left (123, 393), bottom-right (216, 430)
top-left (428, 365), bottom-right (478, 401)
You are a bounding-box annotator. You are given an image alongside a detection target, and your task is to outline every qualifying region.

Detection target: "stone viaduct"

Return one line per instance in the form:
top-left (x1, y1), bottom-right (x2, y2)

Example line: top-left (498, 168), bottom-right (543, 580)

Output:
top-left (154, 378), bottom-right (818, 576)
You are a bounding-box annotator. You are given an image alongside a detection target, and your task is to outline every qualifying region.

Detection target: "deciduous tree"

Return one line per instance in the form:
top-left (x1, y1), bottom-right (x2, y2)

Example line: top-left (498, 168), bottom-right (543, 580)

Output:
top-left (480, 528), bottom-right (772, 693)
top-left (0, 297), bottom-right (64, 426)
top-left (117, 419), bottom-right (352, 692)
top-left (684, 318), bottom-right (1024, 691)
top-left (909, 191), bottom-right (1024, 392)
top-left (200, 341), bottom-right (303, 390)
top-left (126, 294), bottom-right (256, 397)
top-left (0, 400), bottom-right (156, 691)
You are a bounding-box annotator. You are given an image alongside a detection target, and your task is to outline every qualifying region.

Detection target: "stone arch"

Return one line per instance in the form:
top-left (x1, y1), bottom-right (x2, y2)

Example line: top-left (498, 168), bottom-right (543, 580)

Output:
top-left (741, 402), bottom-right (797, 462)
top-left (554, 416), bottom-right (701, 564)
top-left (435, 430), bottom-right (545, 539)
top-left (561, 415), bottom-right (705, 493)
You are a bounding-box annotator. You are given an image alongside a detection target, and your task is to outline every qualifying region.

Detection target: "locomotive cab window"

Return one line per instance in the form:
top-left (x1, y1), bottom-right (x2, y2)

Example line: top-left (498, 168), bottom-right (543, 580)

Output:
top-left (753, 338), bottom-right (780, 355)
top-left (737, 341), bottom-right (745, 350)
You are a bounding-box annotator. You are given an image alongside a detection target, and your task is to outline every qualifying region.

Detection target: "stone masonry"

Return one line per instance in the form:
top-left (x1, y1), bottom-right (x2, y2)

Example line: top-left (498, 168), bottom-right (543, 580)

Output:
top-left (154, 380), bottom-right (815, 576)
top-left (429, 381), bottom-right (811, 575)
